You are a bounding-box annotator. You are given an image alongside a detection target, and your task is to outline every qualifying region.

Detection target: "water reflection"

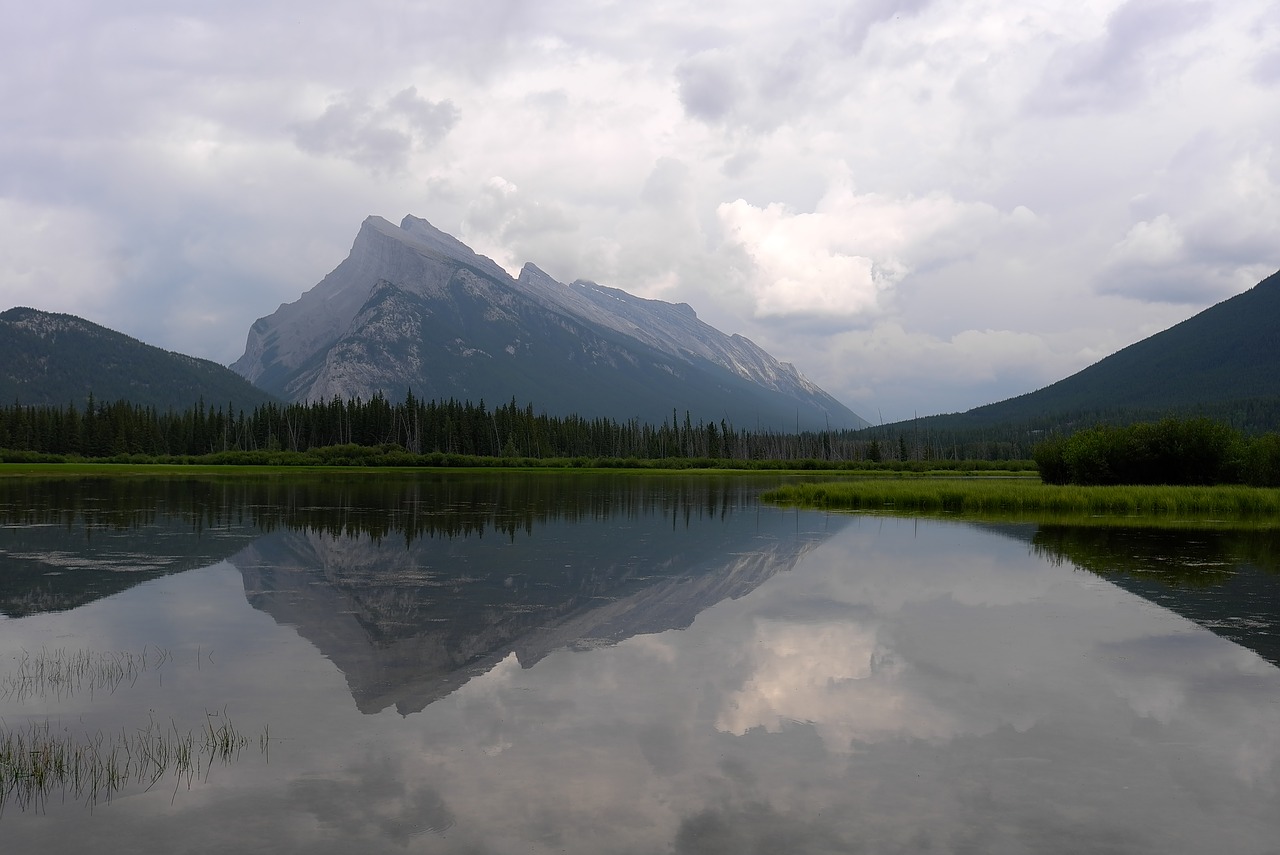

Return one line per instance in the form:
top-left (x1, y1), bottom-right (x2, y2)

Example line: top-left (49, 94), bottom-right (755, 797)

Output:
top-left (1023, 525), bottom-right (1280, 667)
top-left (2, 478), bottom-right (1280, 852)
top-left (0, 477), bottom-right (263, 615)
top-left (1, 473), bottom-right (837, 715)
top-left (0, 473), bottom-right (798, 614)
top-left (230, 476), bottom-right (833, 715)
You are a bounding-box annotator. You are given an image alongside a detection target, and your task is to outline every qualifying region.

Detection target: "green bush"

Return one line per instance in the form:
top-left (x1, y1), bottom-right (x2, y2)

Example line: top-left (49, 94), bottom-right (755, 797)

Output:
top-left (1034, 418), bottom-right (1249, 486)
top-left (1243, 434), bottom-right (1280, 487)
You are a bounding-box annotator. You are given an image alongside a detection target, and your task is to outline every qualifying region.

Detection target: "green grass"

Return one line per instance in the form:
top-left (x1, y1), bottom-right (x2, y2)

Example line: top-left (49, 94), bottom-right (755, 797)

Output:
top-left (762, 477), bottom-right (1280, 526)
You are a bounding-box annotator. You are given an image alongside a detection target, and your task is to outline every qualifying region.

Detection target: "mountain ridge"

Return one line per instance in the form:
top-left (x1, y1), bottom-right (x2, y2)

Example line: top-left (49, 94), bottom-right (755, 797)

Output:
top-left (0, 306), bottom-right (278, 411)
top-left (233, 215), bottom-right (867, 430)
top-left (900, 268), bottom-right (1280, 434)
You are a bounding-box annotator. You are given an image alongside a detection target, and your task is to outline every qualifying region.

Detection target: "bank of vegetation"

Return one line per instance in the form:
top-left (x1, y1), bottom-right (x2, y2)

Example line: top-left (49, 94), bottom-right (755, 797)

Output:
top-left (762, 479), bottom-right (1280, 524)
top-left (1033, 417), bottom-right (1280, 487)
top-left (765, 417), bottom-right (1280, 521)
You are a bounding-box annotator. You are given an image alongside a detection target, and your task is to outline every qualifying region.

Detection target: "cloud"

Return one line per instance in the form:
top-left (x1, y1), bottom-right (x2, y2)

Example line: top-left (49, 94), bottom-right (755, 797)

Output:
top-left (641, 157), bottom-right (693, 209)
top-left (290, 756), bottom-right (456, 843)
top-left (460, 176), bottom-right (580, 274)
top-left (676, 52), bottom-right (743, 123)
top-left (716, 617), bottom-right (958, 751)
top-left (717, 172), bottom-right (1001, 321)
top-left (1030, 0), bottom-right (1215, 113)
top-left (0, 198), bottom-right (122, 316)
top-left (673, 38), bottom-right (822, 135)
top-left (836, 0), bottom-right (935, 53)
top-left (674, 798), bottom-right (852, 854)
top-left (1096, 145), bottom-right (1280, 303)
top-left (291, 86), bottom-right (459, 172)
top-left (1256, 49), bottom-right (1280, 85)
top-left (803, 322), bottom-right (1070, 420)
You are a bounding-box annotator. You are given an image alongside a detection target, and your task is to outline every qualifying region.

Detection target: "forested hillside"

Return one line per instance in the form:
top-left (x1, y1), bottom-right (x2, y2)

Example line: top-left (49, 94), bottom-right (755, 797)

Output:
top-left (887, 269), bottom-right (1280, 441)
top-left (0, 307), bottom-right (278, 412)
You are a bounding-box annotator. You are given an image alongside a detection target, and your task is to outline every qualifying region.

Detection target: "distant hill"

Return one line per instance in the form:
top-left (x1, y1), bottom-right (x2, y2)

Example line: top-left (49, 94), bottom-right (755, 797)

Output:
top-left (232, 215), bottom-right (868, 431)
top-left (905, 268), bottom-right (1280, 437)
top-left (0, 307), bottom-right (278, 412)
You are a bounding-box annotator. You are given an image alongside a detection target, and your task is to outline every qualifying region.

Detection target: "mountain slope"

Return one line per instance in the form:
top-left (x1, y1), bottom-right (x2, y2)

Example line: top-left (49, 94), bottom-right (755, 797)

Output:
top-left (0, 307), bottom-right (278, 411)
top-left (919, 268), bottom-right (1280, 430)
top-left (233, 215), bottom-right (867, 430)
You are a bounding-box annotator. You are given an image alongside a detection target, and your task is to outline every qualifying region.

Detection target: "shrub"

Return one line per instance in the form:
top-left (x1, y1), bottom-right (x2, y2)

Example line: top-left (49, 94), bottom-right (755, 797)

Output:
top-left (1033, 418), bottom-right (1249, 486)
top-left (1244, 434), bottom-right (1280, 487)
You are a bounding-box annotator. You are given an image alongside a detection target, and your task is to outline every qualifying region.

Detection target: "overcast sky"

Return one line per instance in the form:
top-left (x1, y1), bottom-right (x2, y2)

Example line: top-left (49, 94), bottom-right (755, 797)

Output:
top-left (2, 0), bottom-right (1278, 423)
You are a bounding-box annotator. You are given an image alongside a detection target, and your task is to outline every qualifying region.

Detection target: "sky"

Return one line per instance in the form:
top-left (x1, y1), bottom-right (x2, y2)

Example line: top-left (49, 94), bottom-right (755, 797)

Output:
top-left (2, 0), bottom-right (1278, 423)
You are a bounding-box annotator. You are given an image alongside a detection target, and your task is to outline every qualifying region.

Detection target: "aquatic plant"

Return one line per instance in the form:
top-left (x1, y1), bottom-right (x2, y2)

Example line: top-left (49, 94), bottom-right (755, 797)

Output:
top-left (0, 710), bottom-right (265, 813)
top-left (0, 646), bottom-right (171, 703)
top-left (0, 647), bottom-right (269, 813)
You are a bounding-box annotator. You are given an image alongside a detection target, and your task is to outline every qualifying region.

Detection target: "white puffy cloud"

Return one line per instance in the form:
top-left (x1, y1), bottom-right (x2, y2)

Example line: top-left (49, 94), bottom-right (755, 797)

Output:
top-left (718, 173), bottom-right (1002, 321)
top-left (716, 617), bottom-right (958, 751)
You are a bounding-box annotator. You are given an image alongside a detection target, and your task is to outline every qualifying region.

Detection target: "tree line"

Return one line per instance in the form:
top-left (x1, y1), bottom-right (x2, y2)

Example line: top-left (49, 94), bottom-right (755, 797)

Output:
top-left (0, 392), bottom-right (1031, 465)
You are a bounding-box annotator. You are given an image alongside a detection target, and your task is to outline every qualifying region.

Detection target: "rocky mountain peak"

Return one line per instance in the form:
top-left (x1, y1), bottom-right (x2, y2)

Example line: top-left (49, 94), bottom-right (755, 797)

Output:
top-left (232, 214), bottom-right (868, 430)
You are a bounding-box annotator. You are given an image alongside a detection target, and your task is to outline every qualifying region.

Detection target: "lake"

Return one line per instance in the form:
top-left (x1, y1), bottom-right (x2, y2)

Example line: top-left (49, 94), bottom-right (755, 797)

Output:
top-left (1, 472), bottom-right (1279, 853)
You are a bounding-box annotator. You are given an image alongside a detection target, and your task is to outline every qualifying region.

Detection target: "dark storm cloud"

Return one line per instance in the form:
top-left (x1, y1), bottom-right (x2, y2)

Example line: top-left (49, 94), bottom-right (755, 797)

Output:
top-left (1096, 261), bottom-right (1229, 304)
top-left (1255, 49), bottom-right (1280, 85)
top-left (676, 54), bottom-right (744, 122)
top-left (675, 41), bottom-right (822, 134)
top-left (1030, 0), bottom-right (1214, 113)
top-left (289, 756), bottom-right (456, 843)
top-left (674, 800), bottom-right (853, 854)
top-left (291, 87), bottom-right (460, 172)
top-left (836, 0), bottom-right (935, 53)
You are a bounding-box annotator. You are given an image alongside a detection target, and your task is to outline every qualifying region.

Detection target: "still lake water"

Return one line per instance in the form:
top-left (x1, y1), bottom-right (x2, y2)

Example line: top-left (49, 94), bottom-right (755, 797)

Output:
top-left (1, 472), bottom-right (1279, 853)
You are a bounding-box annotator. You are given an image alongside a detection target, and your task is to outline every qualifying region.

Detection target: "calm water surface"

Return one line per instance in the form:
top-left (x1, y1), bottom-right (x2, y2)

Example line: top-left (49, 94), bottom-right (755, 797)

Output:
top-left (1, 473), bottom-right (1279, 854)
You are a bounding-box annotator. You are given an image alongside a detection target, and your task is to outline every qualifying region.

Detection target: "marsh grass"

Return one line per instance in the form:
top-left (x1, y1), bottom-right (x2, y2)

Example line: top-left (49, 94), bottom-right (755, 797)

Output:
top-left (0, 710), bottom-right (264, 812)
top-left (0, 647), bottom-right (268, 812)
top-left (762, 478), bottom-right (1280, 527)
top-left (1, 646), bottom-right (171, 703)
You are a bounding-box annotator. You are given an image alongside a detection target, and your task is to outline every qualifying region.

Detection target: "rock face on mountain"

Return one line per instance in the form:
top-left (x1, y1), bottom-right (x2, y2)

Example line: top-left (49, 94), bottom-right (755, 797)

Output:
top-left (232, 215), bottom-right (867, 430)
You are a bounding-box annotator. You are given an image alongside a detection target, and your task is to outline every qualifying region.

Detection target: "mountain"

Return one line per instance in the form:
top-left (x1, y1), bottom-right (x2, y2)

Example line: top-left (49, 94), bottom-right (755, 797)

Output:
top-left (232, 215), bottom-right (867, 430)
top-left (0, 307), bottom-right (278, 412)
top-left (914, 268), bottom-right (1280, 432)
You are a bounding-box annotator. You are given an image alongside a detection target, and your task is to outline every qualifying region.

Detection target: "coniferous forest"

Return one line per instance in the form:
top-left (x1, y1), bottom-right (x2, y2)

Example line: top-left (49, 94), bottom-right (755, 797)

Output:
top-left (0, 392), bottom-right (1036, 467)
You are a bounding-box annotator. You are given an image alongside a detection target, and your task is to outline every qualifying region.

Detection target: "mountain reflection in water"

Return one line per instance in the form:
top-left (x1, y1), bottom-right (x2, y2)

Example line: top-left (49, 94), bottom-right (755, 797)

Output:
top-left (230, 474), bottom-right (836, 714)
top-left (0, 473), bottom-right (838, 714)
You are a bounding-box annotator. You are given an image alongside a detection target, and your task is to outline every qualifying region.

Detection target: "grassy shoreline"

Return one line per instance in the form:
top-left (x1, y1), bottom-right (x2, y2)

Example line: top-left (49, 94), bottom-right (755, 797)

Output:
top-left (761, 478), bottom-right (1280, 526)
